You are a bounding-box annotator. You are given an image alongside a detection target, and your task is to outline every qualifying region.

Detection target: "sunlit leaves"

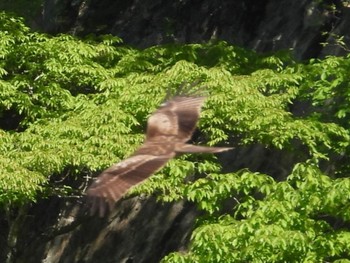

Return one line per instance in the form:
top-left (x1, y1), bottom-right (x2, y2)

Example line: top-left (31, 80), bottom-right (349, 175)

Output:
top-left (300, 55), bottom-right (350, 125)
top-left (0, 156), bottom-right (45, 204)
top-left (166, 163), bottom-right (350, 262)
top-left (289, 163), bottom-right (350, 220)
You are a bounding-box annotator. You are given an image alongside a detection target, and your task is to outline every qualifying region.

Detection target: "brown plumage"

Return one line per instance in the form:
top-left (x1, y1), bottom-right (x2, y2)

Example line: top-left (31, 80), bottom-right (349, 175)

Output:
top-left (86, 95), bottom-right (232, 216)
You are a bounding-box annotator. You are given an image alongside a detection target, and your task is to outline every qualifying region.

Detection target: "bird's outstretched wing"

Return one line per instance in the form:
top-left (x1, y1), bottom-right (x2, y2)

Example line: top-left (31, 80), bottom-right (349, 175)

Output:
top-left (87, 149), bottom-right (174, 217)
top-left (146, 96), bottom-right (206, 142)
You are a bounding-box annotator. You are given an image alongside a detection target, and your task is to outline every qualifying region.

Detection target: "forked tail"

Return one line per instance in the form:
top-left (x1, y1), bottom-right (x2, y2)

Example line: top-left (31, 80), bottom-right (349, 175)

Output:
top-left (175, 144), bottom-right (233, 153)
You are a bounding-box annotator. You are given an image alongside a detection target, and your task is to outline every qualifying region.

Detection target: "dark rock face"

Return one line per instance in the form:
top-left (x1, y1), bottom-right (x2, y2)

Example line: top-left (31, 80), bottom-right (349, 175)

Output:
top-left (41, 0), bottom-right (349, 59)
top-left (8, 197), bottom-right (197, 263)
top-left (42, 0), bottom-right (268, 47)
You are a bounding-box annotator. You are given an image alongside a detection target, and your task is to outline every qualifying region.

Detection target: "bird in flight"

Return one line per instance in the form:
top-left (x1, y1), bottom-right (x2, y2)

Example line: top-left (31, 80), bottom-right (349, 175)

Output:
top-left (86, 93), bottom-right (232, 216)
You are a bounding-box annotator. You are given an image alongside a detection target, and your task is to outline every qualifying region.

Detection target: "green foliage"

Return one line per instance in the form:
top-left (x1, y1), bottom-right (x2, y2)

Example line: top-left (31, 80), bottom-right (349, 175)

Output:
top-left (164, 164), bottom-right (350, 262)
top-left (1, 12), bottom-right (350, 262)
top-left (299, 55), bottom-right (350, 124)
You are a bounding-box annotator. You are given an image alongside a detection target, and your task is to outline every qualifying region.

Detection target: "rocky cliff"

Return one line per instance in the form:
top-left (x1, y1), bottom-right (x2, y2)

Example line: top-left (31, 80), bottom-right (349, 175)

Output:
top-left (41, 0), bottom-right (350, 59)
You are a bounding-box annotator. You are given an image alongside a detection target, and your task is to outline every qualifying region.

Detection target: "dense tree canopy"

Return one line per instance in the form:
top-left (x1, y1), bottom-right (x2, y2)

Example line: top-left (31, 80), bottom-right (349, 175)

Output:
top-left (1, 11), bottom-right (350, 262)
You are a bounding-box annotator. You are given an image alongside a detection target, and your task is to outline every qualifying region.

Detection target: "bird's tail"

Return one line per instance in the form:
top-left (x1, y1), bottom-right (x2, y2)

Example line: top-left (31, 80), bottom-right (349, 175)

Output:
top-left (175, 144), bottom-right (233, 153)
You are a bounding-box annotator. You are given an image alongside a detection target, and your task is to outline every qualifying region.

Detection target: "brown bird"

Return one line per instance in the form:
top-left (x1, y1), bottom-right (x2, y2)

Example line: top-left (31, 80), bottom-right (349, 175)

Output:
top-left (86, 94), bottom-right (232, 216)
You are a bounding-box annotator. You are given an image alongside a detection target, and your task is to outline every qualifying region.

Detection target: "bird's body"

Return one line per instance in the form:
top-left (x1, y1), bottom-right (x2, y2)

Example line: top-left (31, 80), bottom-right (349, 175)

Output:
top-left (86, 94), bottom-right (232, 216)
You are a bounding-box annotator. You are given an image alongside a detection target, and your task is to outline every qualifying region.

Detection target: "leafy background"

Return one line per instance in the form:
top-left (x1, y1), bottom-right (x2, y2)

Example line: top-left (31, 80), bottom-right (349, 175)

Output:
top-left (1, 9), bottom-right (350, 262)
